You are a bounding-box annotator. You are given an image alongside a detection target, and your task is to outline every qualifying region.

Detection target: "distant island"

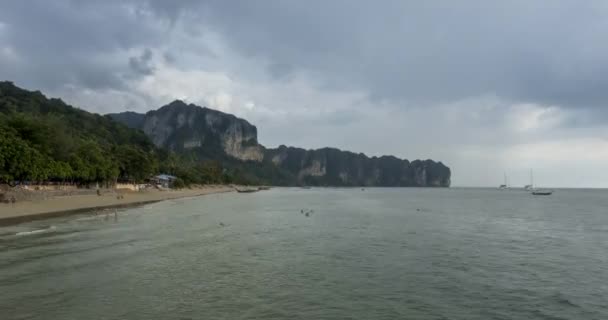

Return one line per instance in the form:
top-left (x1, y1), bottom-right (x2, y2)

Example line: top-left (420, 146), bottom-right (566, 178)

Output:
top-left (1, 81), bottom-right (450, 188)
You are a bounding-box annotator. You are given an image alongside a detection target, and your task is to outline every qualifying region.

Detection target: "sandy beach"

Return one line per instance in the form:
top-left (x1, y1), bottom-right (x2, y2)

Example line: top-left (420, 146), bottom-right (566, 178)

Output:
top-left (0, 186), bottom-right (235, 226)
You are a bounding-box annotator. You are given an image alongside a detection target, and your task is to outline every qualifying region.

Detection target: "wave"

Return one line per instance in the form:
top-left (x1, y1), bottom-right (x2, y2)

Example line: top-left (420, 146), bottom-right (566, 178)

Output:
top-left (553, 294), bottom-right (581, 308)
top-left (15, 226), bottom-right (56, 236)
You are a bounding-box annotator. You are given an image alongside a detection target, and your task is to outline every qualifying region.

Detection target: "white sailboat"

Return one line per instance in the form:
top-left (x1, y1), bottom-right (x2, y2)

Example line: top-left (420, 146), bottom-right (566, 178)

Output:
top-left (529, 170), bottom-right (553, 196)
top-left (498, 172), bottom-right (509, 190)
top-left (524, 169), bottom-right (533, 191)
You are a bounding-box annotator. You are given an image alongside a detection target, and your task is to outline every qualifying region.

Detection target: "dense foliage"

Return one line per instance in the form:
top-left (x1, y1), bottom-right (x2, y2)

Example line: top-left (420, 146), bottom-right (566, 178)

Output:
top-left (0, 82), bottom-right (157, 184)
top-left (0, 81), bottom-right (245, 186)
top-left (1, 81), bottom-right (451, 187)
top-left (159, 149), bottom-right (296, 186)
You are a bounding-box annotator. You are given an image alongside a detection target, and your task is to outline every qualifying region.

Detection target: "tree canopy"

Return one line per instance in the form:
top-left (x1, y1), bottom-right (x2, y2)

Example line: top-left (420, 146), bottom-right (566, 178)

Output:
top-left (0, 82), bottom-right (156, 185)
top-left (0, 81), bottom-right (267, 186)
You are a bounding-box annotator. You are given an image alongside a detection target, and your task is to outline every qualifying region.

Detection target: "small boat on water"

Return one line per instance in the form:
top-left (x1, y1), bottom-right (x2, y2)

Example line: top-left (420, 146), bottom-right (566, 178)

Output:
top-left (529, 169), bottom-right (553, 196)
top-left (236, 188), bottom-right (258, 193)
top-left (498, 173), bottom-right (510, 190)
top-left (523, 170), bottom-right (534, 191)
top-left (532, 190), bottom-right (553, 196)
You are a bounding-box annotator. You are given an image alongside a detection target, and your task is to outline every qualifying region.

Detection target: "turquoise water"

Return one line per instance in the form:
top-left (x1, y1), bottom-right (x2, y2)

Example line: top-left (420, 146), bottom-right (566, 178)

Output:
top-left (1, 188), bottom-right (607, 319)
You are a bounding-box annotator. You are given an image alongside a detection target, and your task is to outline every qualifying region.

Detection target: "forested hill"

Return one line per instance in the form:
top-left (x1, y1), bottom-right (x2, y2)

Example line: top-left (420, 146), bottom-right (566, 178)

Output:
top-left (0, 81), bottom-right (159, 184)
top-left (1, 81), bottom-right (451, 187)
top-left (0, 81), bottom-right (289, 186)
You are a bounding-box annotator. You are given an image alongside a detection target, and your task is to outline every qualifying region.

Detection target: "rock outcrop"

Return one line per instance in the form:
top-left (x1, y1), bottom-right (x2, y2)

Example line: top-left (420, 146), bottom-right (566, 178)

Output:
top-left (264, 146), bottom-right (451, 187)
top-left (109, 101), bottom-right (451, 187)
top-left (112, 100), bottom-right (264, 161)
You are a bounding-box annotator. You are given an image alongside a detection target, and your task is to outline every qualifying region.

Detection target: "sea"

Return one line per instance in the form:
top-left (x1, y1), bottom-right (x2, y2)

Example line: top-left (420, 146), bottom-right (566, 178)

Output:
top-left (1, 188), bottom-right (607, 320)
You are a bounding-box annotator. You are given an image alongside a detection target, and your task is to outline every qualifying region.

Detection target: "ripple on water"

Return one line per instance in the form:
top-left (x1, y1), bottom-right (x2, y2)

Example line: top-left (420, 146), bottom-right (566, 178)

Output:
top-left (1, 188), bottom-right (607, 320)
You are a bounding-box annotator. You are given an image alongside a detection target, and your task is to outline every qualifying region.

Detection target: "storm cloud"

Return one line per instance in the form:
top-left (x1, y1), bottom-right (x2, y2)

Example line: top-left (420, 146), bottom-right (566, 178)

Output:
top-left (1, 0), bottom-right (607, 186)
top-left (144, 0), bottom-right (608, 109)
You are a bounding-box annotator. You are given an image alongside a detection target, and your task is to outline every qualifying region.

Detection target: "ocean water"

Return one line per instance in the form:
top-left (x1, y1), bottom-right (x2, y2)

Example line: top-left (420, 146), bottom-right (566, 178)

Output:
top-left (1, 188), bottom-right (607, 320)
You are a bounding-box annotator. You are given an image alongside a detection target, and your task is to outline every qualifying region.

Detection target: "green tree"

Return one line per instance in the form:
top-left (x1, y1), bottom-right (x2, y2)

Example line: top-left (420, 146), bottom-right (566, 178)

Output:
top-left (172, 178), bottom-right (186, 189)
top-left (115, 145), bottom-right (157, 182)
top-left (0, 129), bottom-right (48, 183)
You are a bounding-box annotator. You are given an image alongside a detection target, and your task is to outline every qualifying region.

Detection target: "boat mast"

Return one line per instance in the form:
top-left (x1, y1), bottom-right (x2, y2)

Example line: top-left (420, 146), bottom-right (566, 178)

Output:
top-left (531, 169), bottom-right (534, 189)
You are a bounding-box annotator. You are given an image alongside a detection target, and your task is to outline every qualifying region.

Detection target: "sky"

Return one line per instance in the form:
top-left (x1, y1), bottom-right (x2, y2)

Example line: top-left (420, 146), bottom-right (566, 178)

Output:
top-left (1, 0), bottom-right (608, 187)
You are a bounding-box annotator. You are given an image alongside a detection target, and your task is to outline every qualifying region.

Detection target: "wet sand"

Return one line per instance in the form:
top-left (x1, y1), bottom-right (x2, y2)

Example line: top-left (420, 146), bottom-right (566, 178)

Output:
top-left (0, 186), bottom-right (234, 226)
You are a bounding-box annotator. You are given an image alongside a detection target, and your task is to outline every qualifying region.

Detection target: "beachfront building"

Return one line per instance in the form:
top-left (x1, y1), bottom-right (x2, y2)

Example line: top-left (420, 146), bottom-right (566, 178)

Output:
top-left (151, 174), bottom-right (177, 188)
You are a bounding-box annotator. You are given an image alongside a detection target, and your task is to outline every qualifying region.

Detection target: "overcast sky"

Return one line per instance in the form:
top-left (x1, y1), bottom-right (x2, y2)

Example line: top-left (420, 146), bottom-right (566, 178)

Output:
top-left (1, 1), bottom-right (608, 187)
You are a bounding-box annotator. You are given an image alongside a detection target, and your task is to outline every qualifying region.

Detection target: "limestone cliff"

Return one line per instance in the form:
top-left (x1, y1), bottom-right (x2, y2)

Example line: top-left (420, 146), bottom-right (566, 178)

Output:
top-left (111, 100), bottom-right (263, 161)
top-left (109, 101), bottom-right (451, 187)
top-left (264, 146), bottom-right (451, 187)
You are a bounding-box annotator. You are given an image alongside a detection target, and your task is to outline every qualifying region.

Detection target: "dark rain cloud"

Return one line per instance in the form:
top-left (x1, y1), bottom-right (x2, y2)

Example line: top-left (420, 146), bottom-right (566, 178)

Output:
top-left (129, 48), bottom-right (155, 76)
top-left (143, 0), bottom-right (608, 112)
top-left (2, 0), bottom-right (608, 115)
top-left (0, 1), bottom-right (161, 91)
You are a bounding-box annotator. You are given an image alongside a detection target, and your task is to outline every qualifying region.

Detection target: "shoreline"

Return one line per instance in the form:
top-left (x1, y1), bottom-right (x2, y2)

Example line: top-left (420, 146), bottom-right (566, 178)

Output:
top-left (0, 186), bottom-right (235, 227)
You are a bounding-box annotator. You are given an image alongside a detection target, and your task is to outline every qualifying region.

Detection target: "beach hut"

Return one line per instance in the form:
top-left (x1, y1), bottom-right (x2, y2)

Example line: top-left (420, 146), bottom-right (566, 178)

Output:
top-left (152, 174), bottom-right (177, 188)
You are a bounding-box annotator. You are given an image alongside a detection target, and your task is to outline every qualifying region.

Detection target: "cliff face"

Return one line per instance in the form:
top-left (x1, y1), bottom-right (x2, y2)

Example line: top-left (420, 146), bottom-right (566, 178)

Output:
top-left (111, 101), bottom-right (264, 161)
top-left (264, 146), bottom-right (451, 187)
top-left (109, 101), bottom-right (451, 187)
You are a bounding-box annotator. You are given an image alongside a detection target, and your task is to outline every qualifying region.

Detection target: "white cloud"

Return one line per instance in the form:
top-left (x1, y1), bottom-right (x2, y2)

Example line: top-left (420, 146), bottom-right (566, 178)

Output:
top-left (504, 138), bottom-right (608, 188)
top-left (135, 66), bottom-right (235, 108)
top-left (0, 46), bottom-right (18, 62)
top-left (508, 103), bottom-right (565, 132)
top-left (244, 102), bottom-right (255, 110)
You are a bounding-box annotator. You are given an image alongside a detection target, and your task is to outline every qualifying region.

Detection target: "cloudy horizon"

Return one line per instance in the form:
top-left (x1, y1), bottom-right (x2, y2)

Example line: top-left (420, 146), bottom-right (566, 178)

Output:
top-left (2, 1), bottom-right (608, 188)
